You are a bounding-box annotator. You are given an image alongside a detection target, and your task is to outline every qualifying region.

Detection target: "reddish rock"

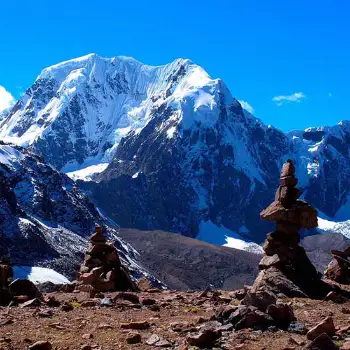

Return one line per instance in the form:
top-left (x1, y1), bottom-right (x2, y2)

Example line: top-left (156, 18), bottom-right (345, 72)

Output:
top-left (20, 298), bottom-right (42, 308)
top-left (306, 317), bottom-right (336, 340)
top-left (120, 320), bottom-right (150, 330)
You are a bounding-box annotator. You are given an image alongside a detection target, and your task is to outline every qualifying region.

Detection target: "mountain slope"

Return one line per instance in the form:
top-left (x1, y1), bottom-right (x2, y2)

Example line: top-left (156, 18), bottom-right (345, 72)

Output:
top-left (2, 54), bottom-right (350, 244)
top-left (0, 142), bottom-right (159, 282)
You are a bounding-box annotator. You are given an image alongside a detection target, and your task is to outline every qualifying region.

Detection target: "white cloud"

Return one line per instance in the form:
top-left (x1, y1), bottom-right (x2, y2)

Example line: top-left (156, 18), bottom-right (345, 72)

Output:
top-left (238, 100), bottom-right (254, 114)
top-left (0, 85), bottom-right (15, 113)
top-left (272, 92), bottom-right (306, 106)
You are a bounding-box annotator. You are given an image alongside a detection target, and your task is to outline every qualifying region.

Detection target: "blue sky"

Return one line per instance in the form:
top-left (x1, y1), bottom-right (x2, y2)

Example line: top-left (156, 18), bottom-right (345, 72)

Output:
top-left (1, 0), bottom-right (349, 131)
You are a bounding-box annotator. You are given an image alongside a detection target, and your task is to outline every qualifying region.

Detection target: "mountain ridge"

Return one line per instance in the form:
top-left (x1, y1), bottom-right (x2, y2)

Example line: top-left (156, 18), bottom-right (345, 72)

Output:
top-left (1, 53), bottom-right (350, 246)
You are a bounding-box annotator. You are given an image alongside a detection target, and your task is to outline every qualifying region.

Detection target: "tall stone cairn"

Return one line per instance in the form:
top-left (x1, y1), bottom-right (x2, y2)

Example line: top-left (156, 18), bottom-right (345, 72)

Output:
top-left (243, 159), bottom-right (332, 307)
top-left (77, 226), bottom-right (137, 292)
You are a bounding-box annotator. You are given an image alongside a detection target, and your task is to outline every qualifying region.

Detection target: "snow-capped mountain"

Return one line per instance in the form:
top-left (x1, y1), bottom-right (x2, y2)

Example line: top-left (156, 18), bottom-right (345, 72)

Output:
top-left (0, 142), bottom-right (160, 282)
top-left (2, 54), bottom-right (350, 246)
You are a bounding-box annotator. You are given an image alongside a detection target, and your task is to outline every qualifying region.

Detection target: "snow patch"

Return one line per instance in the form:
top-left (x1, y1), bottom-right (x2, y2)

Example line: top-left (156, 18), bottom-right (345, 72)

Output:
top-left (13, 266), bottom-right (70, 284)
top-left (66, 163), bottom-right (109, 181)
top-left (197, 220), bottom-right (262, 254)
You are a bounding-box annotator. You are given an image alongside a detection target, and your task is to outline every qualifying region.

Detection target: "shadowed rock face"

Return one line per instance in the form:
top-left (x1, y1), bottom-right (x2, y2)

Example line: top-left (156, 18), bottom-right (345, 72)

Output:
top-left (0, 143), bottom-right (161, 284)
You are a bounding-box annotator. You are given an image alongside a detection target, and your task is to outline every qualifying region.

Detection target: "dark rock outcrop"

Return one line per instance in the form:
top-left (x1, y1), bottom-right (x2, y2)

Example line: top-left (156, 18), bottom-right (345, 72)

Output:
top-left (0, 255), bottom-right (13, 305)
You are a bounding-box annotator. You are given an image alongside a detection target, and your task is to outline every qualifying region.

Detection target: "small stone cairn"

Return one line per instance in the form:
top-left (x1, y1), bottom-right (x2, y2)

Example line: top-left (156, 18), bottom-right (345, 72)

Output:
top-left (244, 159), bottom-right (332, 307)
top-left (77, 226), bottom-right (137, 292)
top-left (325, 246), bottom-right (350, 284)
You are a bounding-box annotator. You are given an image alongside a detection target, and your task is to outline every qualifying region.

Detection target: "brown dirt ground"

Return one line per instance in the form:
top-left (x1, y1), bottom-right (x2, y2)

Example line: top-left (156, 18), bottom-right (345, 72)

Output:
top-left (0, 289), bottom-right (350, 350)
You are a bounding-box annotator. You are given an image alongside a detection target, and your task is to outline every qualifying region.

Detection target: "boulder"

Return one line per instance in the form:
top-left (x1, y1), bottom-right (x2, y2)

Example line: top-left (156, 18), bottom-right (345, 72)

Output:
top-left (8, 279), bottom-right (42, 300)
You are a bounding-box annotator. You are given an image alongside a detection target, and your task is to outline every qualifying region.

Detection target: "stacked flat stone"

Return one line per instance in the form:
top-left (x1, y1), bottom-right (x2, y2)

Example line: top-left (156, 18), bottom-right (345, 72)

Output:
top-left (0, 255), bottom-right (14, 305)
top-left (243, 160), bottom-right (331, 305)
top-left (259, 159), bottom-right (319, 280)
top-left (77, 226), bottom-right (136, 292)
top-left (324, 246), bottom-right (350, 284)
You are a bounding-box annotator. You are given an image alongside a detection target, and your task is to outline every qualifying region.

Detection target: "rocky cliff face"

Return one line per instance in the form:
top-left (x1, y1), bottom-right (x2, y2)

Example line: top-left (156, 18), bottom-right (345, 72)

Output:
top-left (2, 54), bottom-right (350, 244)
top-left (0, 142), bottom-right (158, 282)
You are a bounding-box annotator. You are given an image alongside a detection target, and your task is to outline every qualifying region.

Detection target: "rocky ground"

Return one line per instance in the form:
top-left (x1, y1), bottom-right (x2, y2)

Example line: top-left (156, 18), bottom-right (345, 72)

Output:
top-left (1, 286), bottom-right (350, 350)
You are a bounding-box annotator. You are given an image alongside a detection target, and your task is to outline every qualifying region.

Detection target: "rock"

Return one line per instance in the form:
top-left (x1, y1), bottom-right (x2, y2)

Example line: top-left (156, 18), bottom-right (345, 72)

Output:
top-left (61, 302), bottom-right (74, 311)
top-left (241, 288), bottom-right (277, 311)
top-left (120, 321), bottom-right (150, 330)
top-left (259, 254), bottom-right (282, 269)
top-left (58, 283), bottom-right (75, 293)
top-left (81, 299), bottom-right (98, 307)
top-left (186, 328), bottom-right (222, 348)
top-left (112, 292), bottom-right (140, 304)
top-left (267, 303), bottom-right (295, 327)
top-left (20, 298), bottom-right (42, 308)
top-left (169, 321), bottom-right (197, 333)
top-left (44, 295), bottom-right (61, 307)
top-left (126, 332), bottom-right (141, 344)
top-left (9, 279), bottom-right (42, 299)
top-left (324, 291), bottom-right (346, 304)
top-left (146, 335), bottom-right (161, 345)
top-left (97, 323), bottom-right (113, 329)
top-left (325, 251), bottom-right (350, 285)
top-left (215, 305), bottom-right (238, 322)
top-left (341, 341), bottom-right (350, 350)
top-left (37, 310), bottom-right (53, 318)
top-left (82, 334), bottom-right (93, 339)
top-left (36, 282), bottom-right (58, 293)
top-left (145, 334), bottom-right (171, 347)
top-left (231, 306), bottom-right (273, 330)
top-left (100, 298), bottom-right (115, 307)
top-left (307, 317), bottom-right (336, 340)
top-left (136, 277), bottom-right (153, 291)
top-left (28, 341), bottom-right (52, 350)
top-left (140, 297), bottom-right (156, 306)
top-left (304, 333), bottom-right (339, 350)
top-left (81, 345), bottom-right (92, 350)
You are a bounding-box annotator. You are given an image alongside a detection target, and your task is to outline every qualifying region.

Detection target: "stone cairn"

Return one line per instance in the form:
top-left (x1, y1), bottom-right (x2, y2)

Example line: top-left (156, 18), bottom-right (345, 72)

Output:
top-left (77, 226), bottom-right (137, 292)
top-left (325, 246), bottom-right (350, 284)
top-left (0, 254), bottom-right (14, 305)
top-left (244, 159), bottom-right (332, 307)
